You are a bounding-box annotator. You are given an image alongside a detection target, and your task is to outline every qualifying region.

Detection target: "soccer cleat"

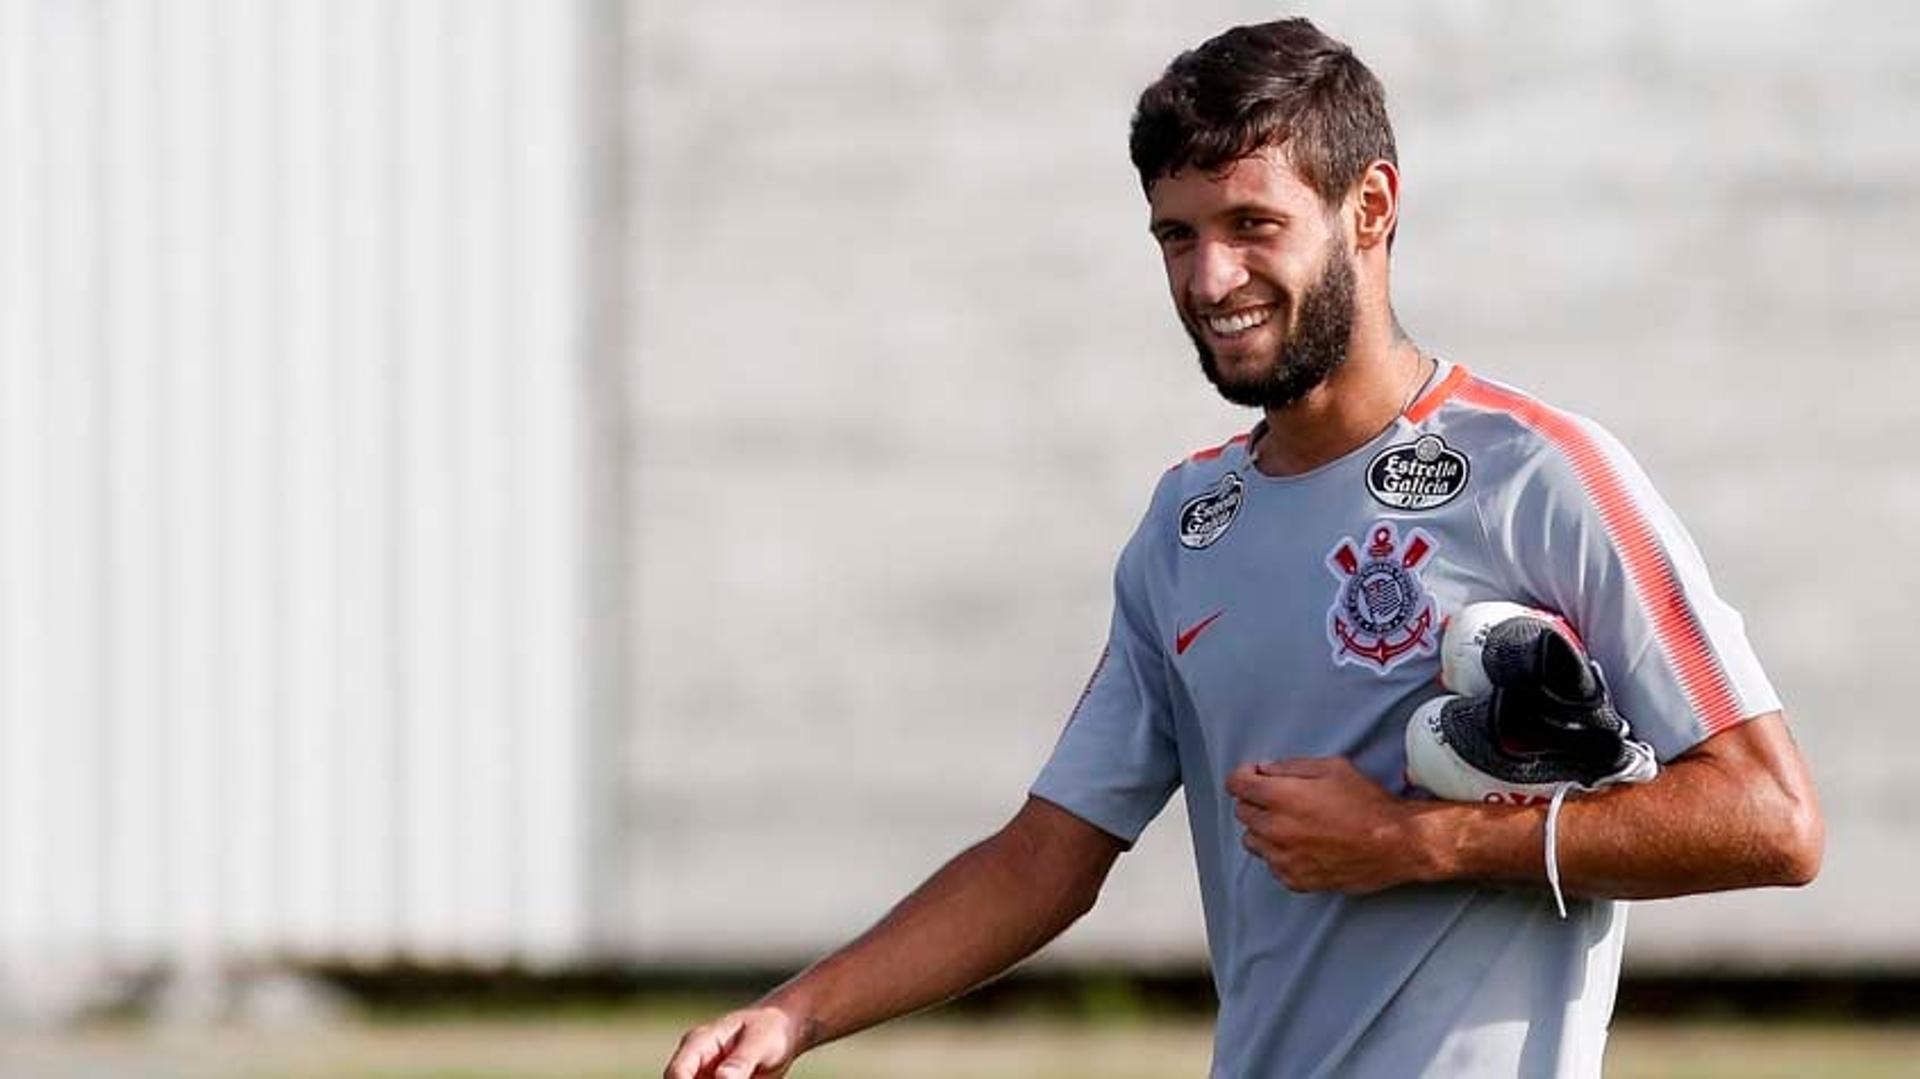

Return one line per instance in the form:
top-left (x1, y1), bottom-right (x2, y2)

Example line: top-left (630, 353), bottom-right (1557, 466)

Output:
top-left (1441, 600), bottom-right (1579, 697)
top-left (1409, 603), bottom-right (1657, 804)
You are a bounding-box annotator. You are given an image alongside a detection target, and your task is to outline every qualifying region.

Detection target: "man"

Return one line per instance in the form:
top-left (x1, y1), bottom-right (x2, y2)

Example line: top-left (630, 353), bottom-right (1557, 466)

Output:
top-left (665, 18), bottom-right (1821, 1078)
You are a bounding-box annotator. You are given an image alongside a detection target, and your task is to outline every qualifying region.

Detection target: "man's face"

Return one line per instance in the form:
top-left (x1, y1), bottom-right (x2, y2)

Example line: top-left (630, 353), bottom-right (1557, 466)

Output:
top-left (1147, 148), bottom-right (1357, 410)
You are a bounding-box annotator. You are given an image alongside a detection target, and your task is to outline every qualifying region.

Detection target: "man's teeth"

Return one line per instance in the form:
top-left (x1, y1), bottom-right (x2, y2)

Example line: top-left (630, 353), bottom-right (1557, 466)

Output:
top-left (1205, 307), bottom-right (1273, 337)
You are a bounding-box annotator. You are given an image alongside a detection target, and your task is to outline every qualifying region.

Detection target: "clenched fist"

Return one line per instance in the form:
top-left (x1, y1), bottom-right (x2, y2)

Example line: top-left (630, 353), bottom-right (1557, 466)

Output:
top-left (1225, 756), bottom-right (1430, 895)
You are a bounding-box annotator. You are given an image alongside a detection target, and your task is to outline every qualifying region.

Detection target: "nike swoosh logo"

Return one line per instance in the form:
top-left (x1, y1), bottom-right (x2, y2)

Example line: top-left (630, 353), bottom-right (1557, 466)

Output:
top-left (1175, 610), bottom-right (1225, 655)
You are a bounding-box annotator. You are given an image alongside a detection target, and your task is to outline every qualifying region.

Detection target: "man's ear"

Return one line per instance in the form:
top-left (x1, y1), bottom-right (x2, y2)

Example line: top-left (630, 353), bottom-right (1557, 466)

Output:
top-left (1352, 159), bottom-right (1399, 253)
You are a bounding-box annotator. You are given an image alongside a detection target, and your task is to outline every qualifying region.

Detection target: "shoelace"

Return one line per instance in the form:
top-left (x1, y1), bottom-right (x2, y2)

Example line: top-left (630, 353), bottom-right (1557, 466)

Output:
top-left (1545, 781), bottom-right (1578, 919)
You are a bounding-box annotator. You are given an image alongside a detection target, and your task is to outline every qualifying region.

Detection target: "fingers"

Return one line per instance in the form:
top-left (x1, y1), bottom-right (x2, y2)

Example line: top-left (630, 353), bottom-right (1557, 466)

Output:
top-left (665, 1016), bottom-right (740, 1079)
top-left (1238, 821), bottom-right (1306, 891)
top-left (1224, 762), bottom-right (1261, 800)
top-left (1233, 802), bottom-right (1289, 868)
top-left (1255, 756), bottom-right (1342, 780)
top-left (666, 1011), bottom-right (796, 1079)
top-left (716, 1023), bottom-right (791, 1079)
top-left (1244, 825), bottom-right (1274, 860)
top-left (1238, 820), bottom-right (1277, 860)
top-left (1227, 757), bottom-right (1340, 806)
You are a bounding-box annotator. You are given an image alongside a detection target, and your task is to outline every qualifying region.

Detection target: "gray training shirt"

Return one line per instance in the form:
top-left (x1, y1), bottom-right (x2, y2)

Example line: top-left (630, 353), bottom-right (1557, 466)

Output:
top-left (1030, 360), bottom-right (1780, 1078)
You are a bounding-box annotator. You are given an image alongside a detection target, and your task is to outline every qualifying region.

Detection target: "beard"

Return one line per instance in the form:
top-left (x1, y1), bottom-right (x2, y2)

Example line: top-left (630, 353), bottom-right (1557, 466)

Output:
top-left (1188, 235), bottom-right (1357, 410)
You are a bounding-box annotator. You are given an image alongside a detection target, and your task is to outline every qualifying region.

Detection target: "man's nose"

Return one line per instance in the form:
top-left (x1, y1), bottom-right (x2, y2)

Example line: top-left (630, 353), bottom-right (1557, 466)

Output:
top-left (1188, 239), bottom-right (1249, 308)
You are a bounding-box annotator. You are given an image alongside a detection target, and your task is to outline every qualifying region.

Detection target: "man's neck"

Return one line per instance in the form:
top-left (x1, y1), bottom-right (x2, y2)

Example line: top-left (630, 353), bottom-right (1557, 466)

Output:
top-left (1251, 336), bottom-right (1431, 478)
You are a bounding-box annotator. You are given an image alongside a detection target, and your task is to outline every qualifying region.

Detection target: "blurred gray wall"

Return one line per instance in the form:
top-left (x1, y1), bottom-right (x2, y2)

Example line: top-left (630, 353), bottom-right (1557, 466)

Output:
top-left (629, 1), bottom-right (1919, 971)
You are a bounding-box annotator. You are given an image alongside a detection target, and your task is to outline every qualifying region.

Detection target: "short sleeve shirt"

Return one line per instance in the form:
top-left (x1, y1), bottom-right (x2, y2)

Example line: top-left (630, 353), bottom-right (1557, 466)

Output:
top-left (1030, 361), bottom-right (1779, 1078)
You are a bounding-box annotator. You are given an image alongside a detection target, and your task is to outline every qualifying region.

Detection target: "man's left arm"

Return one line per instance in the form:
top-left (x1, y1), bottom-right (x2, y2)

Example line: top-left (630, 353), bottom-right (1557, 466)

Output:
top-left (1425, 709), bottom-right (1821, 897)
top-left (1227, 710), bottom-right (1822, 898)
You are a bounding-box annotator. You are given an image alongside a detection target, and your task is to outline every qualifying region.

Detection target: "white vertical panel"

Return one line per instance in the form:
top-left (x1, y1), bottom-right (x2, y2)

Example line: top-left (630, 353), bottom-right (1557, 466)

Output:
top-left (393, 0), bottom-right (458, 961)
top-left (158, 0), bottom-right (223, 960)
top-left (445, 0), bottom-right (484, 954)
top-left (266, 0), bottom-right (336, 957)
top-left (493, 0), bottom-right (533, 954)
top-left (281, 0), bottom-right (340, 955)
top-left (216, 0), bottom-right (283, 954)
top-left (0, 0), bottom-right (592, 970)
top-left (451, 0), bottom-right (513, 956)
top-left (41, 0), bottom-right (106, 953)
top-left (330, 0), bottom-right (402, 961)
top-left (0, 0), bottom-right (51, 955)
top-left (100, 0), bottom-right (163, 956)
top-left (519, 0), bottom-right (586, 962)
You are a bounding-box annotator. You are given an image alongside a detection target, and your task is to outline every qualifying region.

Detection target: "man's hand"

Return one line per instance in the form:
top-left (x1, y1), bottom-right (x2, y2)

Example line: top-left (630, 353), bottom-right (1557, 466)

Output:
top-left (660, 797), bottom-right (1122, 1079)
top-left (664, 1005), bottom-right (808, 1079)
top-left (1226, 757), bottom-right (1423, 894)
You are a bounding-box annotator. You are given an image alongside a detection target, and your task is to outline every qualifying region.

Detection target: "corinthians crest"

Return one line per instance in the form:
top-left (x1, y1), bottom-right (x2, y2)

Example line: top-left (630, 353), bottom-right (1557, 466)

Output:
top-left (1325, 521), bottom-right (1439, 673)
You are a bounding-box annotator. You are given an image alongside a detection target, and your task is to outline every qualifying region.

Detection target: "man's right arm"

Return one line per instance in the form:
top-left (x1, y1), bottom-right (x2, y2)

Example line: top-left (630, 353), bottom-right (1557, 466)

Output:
top-left (662, 795), bottom-right (1125, 1079)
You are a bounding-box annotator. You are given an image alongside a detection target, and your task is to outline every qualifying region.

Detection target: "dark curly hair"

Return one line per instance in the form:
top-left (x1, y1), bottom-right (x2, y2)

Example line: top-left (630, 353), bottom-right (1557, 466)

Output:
top-left (1130, 18), bottom-right (1396, 208)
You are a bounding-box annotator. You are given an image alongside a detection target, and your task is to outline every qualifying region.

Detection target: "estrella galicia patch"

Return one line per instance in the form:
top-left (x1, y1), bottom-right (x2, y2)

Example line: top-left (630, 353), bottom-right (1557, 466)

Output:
top-left (1177, 472), bottom-right (1244, 550)
top-left (1366, 434), bottom-right (1469, 510)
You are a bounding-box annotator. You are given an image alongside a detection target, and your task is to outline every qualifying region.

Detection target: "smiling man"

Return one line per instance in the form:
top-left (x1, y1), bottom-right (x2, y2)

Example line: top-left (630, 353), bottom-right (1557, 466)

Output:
top-left (665, 18), bottom-right (1821, 1079)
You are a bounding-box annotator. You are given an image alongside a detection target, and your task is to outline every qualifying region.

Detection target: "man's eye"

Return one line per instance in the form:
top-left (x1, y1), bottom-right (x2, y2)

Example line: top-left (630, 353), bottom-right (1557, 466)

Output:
top-left (1237, 217), bottom-right (1280, 234)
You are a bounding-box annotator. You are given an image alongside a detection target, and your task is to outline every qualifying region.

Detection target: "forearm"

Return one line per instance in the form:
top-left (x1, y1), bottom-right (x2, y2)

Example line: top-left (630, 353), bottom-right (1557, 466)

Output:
top-left (1407, 717), bottom-right (1822, 898)
top-left (761, 804), bottom-right (1113, 1052)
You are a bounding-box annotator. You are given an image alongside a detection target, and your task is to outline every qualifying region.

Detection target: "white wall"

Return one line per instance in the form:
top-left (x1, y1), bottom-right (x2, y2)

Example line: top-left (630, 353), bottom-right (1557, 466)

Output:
top-left (0, 0), bottom-right (590, 973)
